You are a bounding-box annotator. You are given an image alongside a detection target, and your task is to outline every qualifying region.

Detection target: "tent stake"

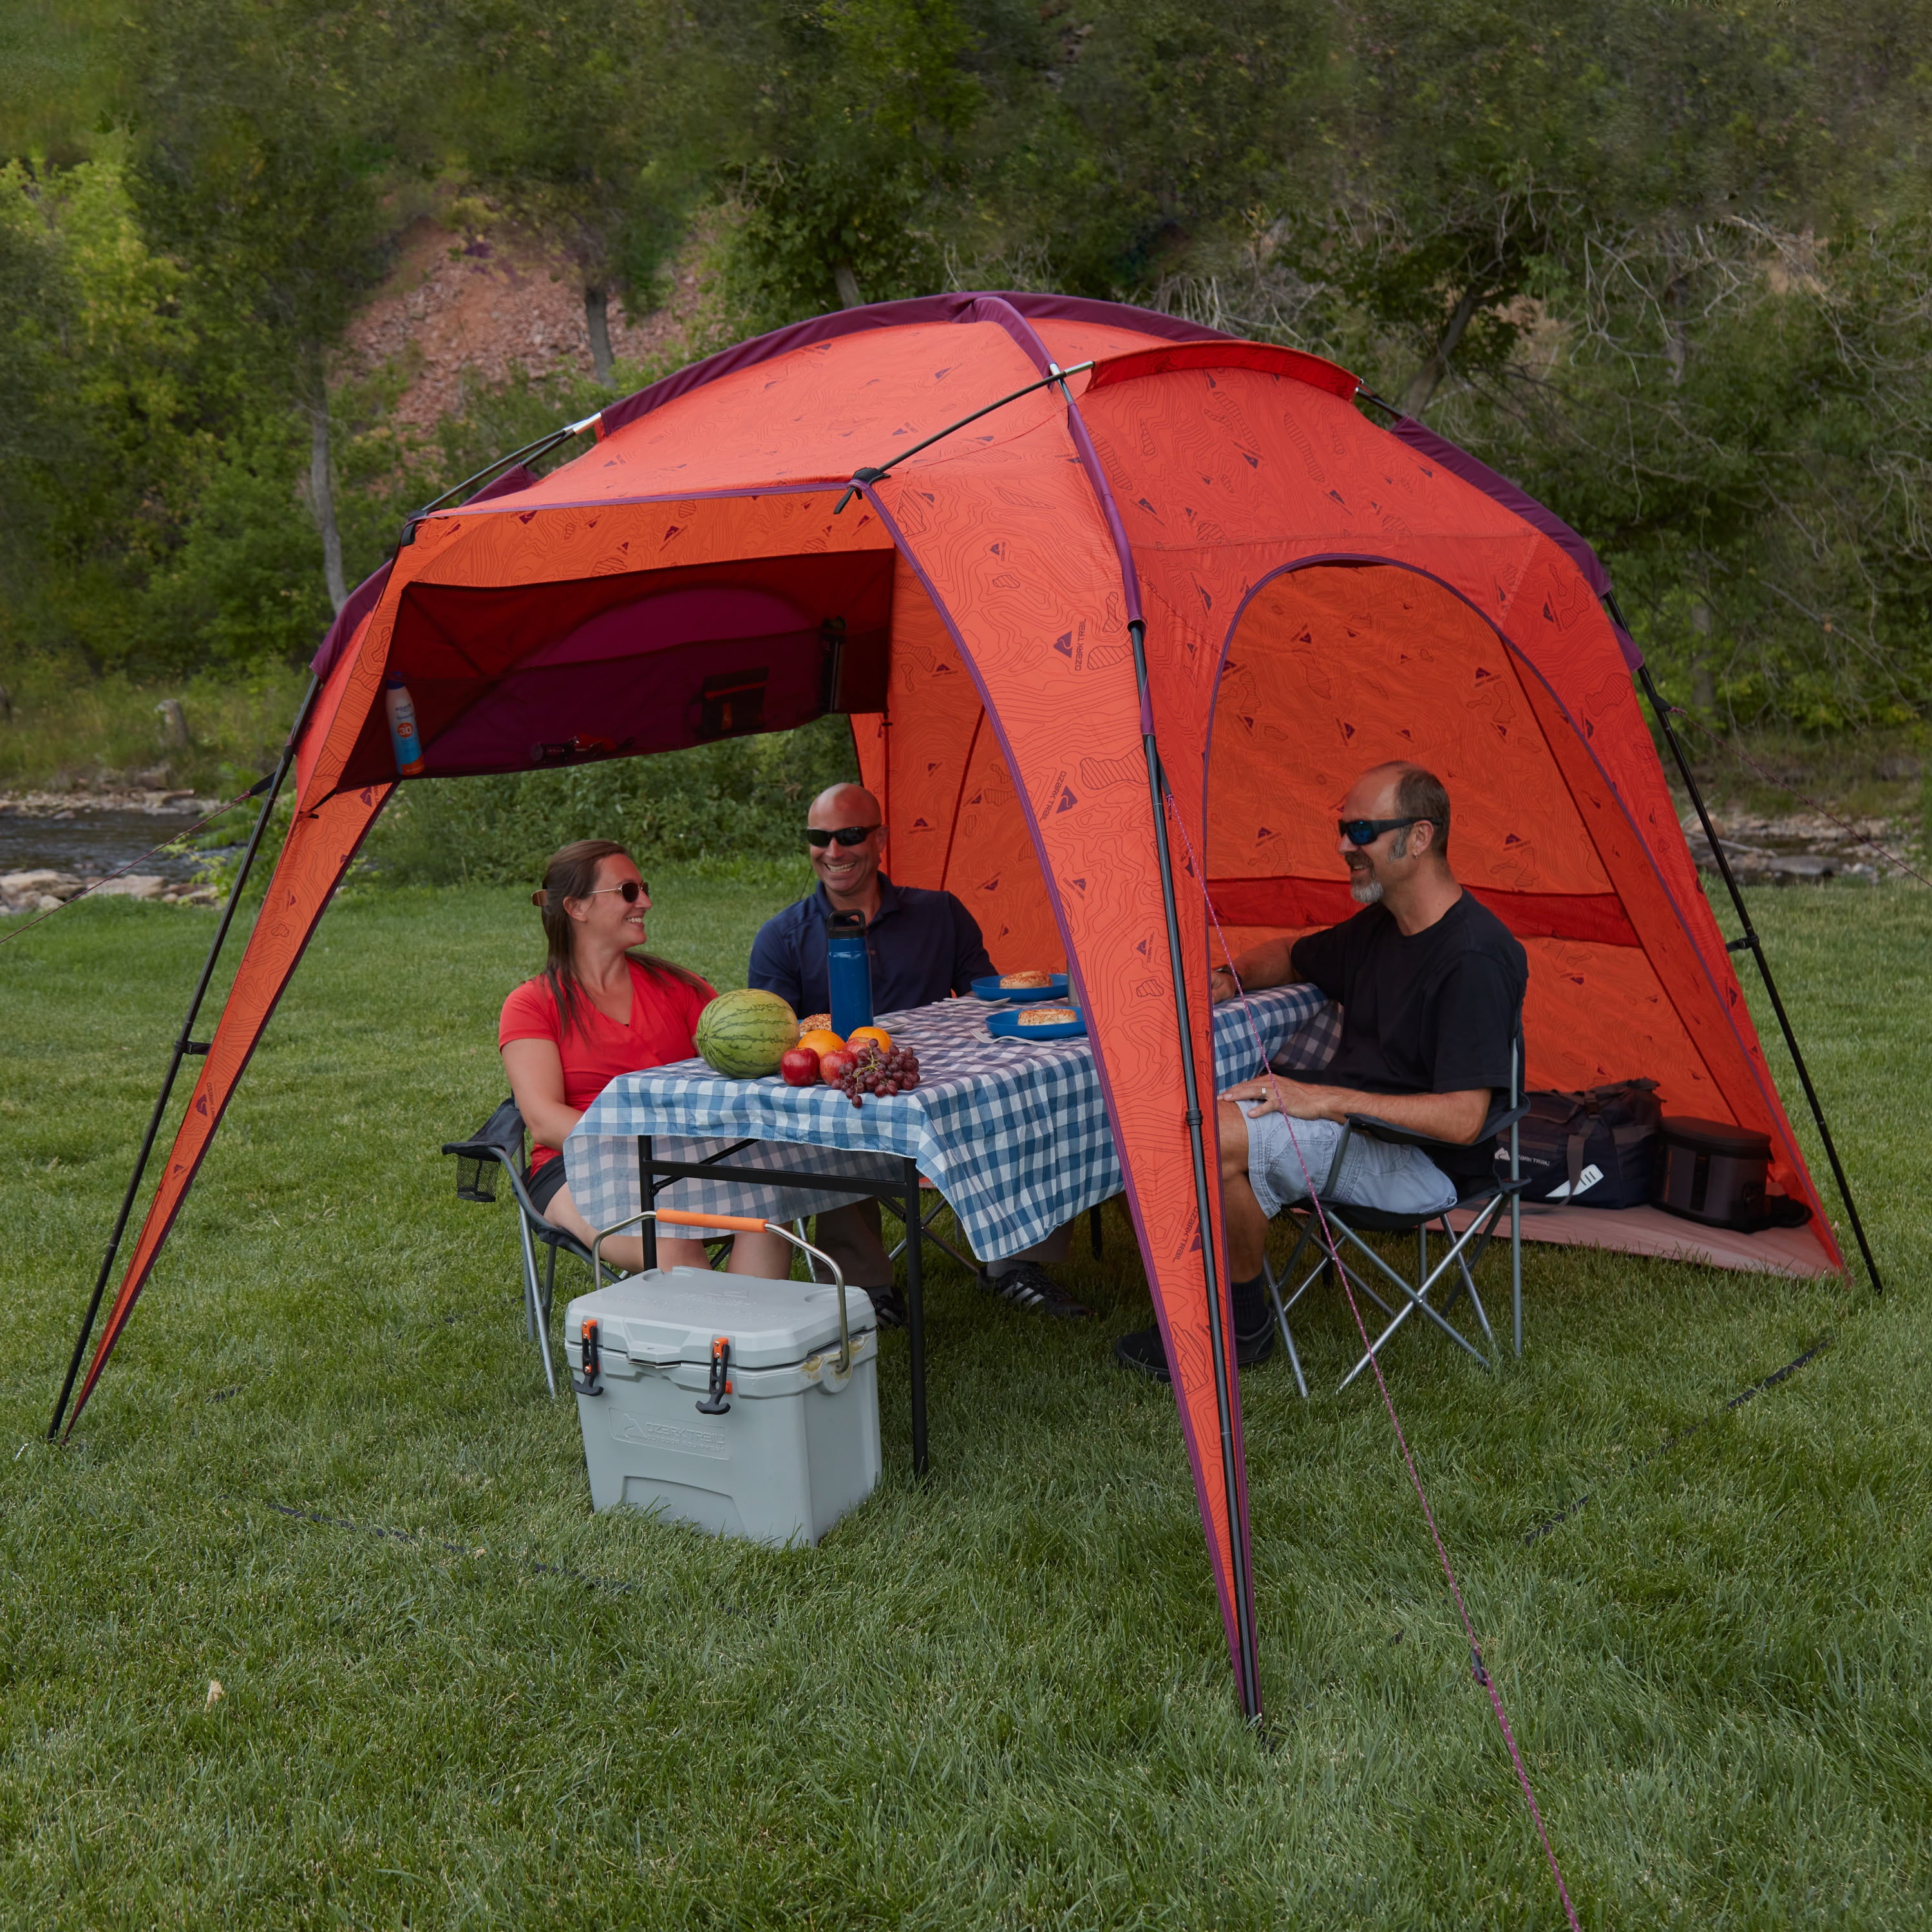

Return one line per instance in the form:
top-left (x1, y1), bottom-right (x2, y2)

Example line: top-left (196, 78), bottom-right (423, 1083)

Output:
top-left (1128, 618), bottom-right (1264, 1720)
top-left (1635, 659), bottom-right (1883, 1296)
top-left (48, 677), bottom-right (320, 1439)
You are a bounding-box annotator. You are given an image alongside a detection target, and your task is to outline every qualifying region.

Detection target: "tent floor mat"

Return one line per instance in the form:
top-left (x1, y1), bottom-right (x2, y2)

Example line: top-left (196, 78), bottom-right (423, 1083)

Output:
top-left (1443, 1200), bottom-right (1835, 1278)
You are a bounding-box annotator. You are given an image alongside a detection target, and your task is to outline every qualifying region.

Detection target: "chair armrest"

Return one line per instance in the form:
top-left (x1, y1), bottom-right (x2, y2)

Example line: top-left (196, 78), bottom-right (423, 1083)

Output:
top-left (1343, 1112), bottom-right (1459, 1156)
top-left (441, 1096), bottom-right (524, 1162)
top-left (1344, 1096), bottom-right (1529, 1158)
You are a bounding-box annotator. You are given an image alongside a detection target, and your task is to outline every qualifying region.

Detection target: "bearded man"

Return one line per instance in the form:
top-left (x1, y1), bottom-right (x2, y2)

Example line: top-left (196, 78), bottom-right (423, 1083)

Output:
top-left (1114, 761), bottom-right (1528, 1381)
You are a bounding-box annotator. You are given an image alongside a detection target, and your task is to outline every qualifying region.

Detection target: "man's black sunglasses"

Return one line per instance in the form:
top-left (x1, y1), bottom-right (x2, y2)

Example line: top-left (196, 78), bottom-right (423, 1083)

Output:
top-left (1338, 815), bottom-right (1441, 847)
top-left (805, 824), bottom-right (880, 848)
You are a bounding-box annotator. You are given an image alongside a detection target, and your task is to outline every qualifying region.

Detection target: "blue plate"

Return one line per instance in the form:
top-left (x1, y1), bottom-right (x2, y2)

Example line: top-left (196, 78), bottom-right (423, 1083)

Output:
top-left (971, 973), bottom-right (1070, 1004)
top-left (987, 1005), bottom-right (1087, 1041)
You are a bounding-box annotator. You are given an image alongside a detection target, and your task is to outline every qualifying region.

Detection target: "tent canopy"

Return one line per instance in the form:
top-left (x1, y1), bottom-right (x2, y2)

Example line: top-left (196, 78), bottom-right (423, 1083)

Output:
top-left (71, 291), bottom-right (1845, 1699)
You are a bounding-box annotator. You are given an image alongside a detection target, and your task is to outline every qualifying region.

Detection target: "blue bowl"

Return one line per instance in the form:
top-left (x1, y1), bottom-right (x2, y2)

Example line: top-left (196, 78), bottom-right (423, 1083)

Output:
top-left (987, 1005), bottom-right (1086, 1041)
top-left (971, 972), bottom-right (1070, 1004)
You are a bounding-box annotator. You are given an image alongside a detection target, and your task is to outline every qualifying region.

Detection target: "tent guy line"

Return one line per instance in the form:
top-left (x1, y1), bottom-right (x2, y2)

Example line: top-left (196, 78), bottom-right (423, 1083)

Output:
top-left (1167, 791), bottom-right (1583, 1932)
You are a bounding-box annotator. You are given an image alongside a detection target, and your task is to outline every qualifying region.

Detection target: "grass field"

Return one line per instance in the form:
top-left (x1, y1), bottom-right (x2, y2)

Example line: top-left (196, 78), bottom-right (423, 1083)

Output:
top-left (1, 874), bottom-right (1927, 1929)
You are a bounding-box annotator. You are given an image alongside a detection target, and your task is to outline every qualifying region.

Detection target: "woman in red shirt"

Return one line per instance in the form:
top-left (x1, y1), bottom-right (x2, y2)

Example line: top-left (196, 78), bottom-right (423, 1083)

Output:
top-left (499, 840), bottom-right (790, 1278)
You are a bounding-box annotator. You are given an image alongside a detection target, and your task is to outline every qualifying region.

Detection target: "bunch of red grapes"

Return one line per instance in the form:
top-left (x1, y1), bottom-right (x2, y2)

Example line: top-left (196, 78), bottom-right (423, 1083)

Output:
top-left (841, 1042), bottom-right (920, 1107)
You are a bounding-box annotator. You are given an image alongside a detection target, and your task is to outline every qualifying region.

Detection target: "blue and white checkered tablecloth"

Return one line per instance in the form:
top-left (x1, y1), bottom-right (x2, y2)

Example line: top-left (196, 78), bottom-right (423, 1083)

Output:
top-left (566, 984), bottom-right (1336, 1263)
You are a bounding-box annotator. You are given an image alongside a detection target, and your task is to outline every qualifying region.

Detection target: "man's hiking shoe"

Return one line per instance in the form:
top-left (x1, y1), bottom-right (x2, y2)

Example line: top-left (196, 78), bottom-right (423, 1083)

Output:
top-left (865, 1285), bottom-right (908, 1329)
top-left (1113, 1320), bottom-right (1276, 1382)
top-left (976, 1260), bottom-right (1093, 1320)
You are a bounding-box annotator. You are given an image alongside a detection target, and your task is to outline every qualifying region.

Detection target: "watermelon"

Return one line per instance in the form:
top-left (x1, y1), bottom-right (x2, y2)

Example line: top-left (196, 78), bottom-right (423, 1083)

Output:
top-left (694, 988), bottom-right (800, 1077)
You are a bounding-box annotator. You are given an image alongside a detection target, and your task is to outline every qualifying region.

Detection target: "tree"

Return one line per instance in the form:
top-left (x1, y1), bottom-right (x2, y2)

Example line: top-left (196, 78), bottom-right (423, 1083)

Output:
top-left (435, 0), bottom-right (719, 384)
top-left (124, 0), bottom-right (420, 611)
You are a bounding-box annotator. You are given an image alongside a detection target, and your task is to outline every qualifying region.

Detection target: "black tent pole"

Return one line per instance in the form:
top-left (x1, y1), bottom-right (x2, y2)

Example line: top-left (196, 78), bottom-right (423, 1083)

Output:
top-left (1128, 616), bottom-right (1264, 1721)
top-left (48, 675), bottom-right (321, 1439)
top-left (1634, 658), bottom-right (1884, 1296)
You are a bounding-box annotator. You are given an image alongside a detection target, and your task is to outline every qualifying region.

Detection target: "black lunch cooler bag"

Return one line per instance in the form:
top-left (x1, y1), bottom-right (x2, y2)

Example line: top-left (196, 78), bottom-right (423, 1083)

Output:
top-left (1505, 1079), bottom-right (1662, 1209)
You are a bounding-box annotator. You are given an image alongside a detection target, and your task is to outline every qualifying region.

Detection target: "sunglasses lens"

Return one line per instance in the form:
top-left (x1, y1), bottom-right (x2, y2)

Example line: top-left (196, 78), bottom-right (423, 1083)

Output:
top-left (804, 829), bottom-right (829, 847)
top-left (835, 826), bottom-right (876, 847)
top-left (621, 880), bottom-right (644, 902)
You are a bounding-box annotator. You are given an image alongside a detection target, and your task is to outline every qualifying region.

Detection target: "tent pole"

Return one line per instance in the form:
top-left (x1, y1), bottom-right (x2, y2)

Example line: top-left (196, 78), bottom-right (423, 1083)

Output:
top-left (48, 676), bottom-right (321, 1439)
top-left (1635, 660), bottom-right (1884, 1296)
top-left (1128, 618), bottom-right (1263, 1721)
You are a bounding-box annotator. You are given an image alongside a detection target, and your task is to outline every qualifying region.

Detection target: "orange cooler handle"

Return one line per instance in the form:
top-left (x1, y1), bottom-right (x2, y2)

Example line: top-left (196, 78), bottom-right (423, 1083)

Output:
top-left (655, 1208), bottom-right (770, 1235)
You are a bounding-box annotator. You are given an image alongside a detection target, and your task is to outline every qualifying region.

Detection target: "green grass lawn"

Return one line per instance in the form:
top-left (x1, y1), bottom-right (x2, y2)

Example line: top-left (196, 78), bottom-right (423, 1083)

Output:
top-left (1, 875), bottom-right (1927, 1929)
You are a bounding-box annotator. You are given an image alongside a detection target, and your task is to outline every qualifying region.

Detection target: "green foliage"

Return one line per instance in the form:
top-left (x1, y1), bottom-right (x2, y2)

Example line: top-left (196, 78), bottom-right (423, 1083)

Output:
top-left (367, 713), bottom-right (860, 886)
top-left (8, 0), bottom-right (1932, 737)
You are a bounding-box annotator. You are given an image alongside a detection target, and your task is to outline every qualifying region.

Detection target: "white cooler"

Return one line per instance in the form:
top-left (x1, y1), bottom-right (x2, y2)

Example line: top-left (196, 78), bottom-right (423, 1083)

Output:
top-left (564, 1266), bottom-right (880, 1548)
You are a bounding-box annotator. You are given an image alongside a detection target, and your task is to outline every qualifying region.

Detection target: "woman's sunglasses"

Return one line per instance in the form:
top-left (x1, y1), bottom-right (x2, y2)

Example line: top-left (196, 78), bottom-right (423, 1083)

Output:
top-left (583, 879), bottom-right (649, 901)
top-left (804, 824), bottom-right (880, 848)
top-left (1338, 815), bottom-right (1439, 847)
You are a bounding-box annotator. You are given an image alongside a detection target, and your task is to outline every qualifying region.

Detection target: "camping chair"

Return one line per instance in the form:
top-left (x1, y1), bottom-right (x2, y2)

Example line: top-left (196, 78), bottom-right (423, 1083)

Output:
top-left (1264, 1036), bottom-right (1529, 1399)
top-left (443, 1099), bottom-right (576, 1399)
top-left (442, 1098), bottom-right (736, 1400)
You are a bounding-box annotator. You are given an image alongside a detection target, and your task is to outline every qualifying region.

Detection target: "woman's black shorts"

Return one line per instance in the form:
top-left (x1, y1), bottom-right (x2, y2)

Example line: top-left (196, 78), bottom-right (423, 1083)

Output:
top-left (526, 1155), bottom-right (569, 1217)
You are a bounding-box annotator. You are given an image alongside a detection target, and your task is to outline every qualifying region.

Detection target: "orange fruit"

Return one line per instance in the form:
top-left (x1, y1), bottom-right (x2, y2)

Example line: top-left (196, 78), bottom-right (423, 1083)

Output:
top-left (848, 1025), bottom-right (893, 1055)
top-left (797, 1028), bottom-right (846, 1058)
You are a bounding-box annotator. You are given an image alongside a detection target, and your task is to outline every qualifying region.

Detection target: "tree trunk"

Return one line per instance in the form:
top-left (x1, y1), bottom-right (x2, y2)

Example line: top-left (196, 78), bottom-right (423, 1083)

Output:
top-left (307, 393), bottom-right (348, 616)
top-left (585, 285), bottom-right (614, 386)
top-left (833, 261), bottom-right (864, 310)
top-left (1689, 598), bottom-right (1716, 710)
top-left (1401, 282), bottom-right (1483, 417)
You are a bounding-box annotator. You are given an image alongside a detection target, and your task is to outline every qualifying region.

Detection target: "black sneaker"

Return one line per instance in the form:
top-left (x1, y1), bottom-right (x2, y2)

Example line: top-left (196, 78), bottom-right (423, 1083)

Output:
top-left (1113, 1320), bottom-right (1276, 1383)
top-left (864, 1285), bottom-right (908, 1329)
top-left (976, 1260), bottom-right (1094, 1320)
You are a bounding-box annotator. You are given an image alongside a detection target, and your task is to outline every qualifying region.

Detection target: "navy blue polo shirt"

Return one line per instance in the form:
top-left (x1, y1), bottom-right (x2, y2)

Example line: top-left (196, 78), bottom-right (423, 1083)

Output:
top-left (747, 876), bottom-right (996, 1019)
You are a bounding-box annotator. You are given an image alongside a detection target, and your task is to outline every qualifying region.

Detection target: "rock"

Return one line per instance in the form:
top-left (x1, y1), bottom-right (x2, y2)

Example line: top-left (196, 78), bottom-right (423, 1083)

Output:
top-left (0, 869), bottom-right (85, 900)
top-left (93, 875), bottom-right (166, 901)
top-left (1765, 853), bottom-right (1836, 880)
top-left (33, 893), bottom-right (61, 911)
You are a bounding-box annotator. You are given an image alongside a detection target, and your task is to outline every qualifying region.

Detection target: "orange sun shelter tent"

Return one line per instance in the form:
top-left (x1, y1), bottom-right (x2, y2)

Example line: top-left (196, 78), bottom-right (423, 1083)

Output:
top-left (53, 292), bottom-right (1864, 1714)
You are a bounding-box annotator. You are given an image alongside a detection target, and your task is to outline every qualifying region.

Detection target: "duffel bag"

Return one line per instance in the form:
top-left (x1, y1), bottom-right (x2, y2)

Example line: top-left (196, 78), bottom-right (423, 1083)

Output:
top-left (1502, 1079), bottom-right (1662, 1208)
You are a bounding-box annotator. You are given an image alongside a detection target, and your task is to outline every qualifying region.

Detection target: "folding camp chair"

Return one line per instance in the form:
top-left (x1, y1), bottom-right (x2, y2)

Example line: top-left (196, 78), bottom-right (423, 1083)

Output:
top-left (1265, 1037), bottom-right (1529, 1398)
top-left (442, 1099), bottom-right (741, 1399)
top-left (442, 1099), bottom-right (576, 1398)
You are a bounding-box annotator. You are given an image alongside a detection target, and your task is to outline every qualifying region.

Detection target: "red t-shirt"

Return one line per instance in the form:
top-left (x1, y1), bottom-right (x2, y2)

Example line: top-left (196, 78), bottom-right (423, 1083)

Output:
top-left (498, 959), bottom-right (715, 1170)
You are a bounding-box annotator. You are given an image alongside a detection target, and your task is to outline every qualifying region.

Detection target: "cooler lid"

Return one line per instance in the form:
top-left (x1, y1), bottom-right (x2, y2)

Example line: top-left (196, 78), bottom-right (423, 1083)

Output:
top-left (1661, 1116), bottom-right (1773, 1160)
top-left (566, 1267), bottom-right (875, 1370)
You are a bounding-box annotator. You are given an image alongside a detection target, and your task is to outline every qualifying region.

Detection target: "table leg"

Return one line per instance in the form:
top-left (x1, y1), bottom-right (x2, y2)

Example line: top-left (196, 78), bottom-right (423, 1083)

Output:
top-left (903, 1155), bottom-right (928, 1477)
top-left (638, 1135), bottom-right (658, 1272)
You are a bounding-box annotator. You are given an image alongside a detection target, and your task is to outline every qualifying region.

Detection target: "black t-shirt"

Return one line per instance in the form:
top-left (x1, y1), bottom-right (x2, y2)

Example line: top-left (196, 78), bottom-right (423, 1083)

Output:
top-left (1289, 893), bottom-right (1528, 1188)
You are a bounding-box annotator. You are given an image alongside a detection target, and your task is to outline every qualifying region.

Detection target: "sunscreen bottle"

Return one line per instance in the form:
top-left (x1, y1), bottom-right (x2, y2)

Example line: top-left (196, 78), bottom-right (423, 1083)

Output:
top-left (383, 677), bottom-right (427, 776)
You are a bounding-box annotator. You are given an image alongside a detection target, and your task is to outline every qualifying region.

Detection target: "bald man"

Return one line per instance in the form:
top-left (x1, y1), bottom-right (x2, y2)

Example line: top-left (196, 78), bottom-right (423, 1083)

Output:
top-left (1115, 761), bottom-right (1527, 1381)
top-left (750, 782), bottom-right (1092, 1323)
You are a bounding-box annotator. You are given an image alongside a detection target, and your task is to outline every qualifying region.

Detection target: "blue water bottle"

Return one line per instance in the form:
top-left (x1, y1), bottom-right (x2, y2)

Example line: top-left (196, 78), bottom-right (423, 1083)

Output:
top-left (826, 910), bottom-right (875, 1038)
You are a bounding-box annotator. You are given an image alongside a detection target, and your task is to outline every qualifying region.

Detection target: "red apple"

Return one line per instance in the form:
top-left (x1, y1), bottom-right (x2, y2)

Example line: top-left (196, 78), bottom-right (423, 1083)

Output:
top-left (819, 1048), bottom-right (857, 1086)
top-left (779, 1046), bottom-right (822, 1087)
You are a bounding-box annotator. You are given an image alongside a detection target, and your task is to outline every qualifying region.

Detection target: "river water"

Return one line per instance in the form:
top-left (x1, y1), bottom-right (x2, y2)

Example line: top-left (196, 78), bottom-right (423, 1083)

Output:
top-left (0, 806), bottom-right (221, 882)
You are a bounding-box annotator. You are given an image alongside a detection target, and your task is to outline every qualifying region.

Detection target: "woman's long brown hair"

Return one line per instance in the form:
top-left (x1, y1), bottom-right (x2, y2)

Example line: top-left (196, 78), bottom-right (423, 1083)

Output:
top-left (532, 840), bottom-right (707, 1042)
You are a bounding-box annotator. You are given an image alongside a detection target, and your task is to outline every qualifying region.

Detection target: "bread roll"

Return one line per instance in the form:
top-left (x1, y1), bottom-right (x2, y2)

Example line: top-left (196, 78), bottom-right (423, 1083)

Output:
top-left (1017, 1005), bottom-right (1079, 1027)
top-left (999, 970), bottom-right (1053, 989)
